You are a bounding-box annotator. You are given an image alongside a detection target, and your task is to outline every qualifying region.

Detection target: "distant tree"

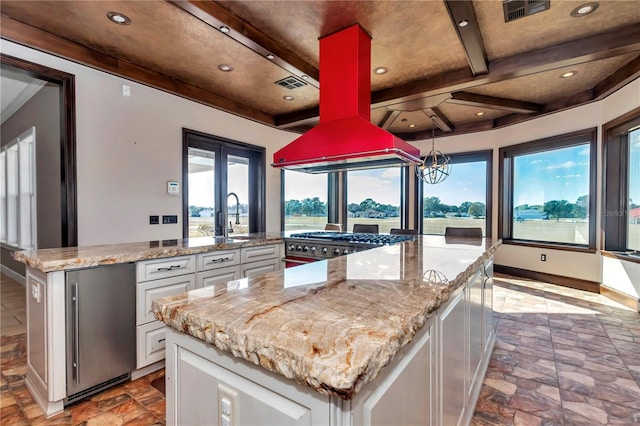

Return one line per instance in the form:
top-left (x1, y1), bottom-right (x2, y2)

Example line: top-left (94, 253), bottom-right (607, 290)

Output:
top-left (189, 205), bottom-right (207, 217)
top-left (468, 202), bottom-right (486, 218)
top-left (424, 197), bottom-right (443, 217)
top-left (284, 199), bottom-right (302, 216)
top-left (544, 199), bottom-right (572, 220)
top-left (459, 201), bottom-right (472, 215)
top-left (301, 197), bottom-right (326, 216)
top-left (347, 203), bottom-right (360, 214)
top-left (573, 195), bottom-right (589, 219)
top-left (359, 198), bottom-right (380, 211)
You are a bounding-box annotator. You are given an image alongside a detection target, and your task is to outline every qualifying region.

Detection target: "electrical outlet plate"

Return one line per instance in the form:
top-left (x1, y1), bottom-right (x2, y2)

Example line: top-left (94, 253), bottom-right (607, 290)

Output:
top-left (218, 384), bottom-right (238, 426)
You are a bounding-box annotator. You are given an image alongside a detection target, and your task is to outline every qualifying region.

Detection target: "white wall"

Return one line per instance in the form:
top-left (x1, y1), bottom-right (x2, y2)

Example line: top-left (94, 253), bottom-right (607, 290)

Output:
top-left (1, 40), bottom-right (295, 245)
top-left (410, 78), bottom-right (640, 283)
top-left (3, 39), bottom-right (639, 285)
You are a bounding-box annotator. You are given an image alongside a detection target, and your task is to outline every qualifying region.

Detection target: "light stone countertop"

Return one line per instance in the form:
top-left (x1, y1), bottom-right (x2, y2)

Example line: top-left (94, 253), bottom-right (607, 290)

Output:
top-left (12, 233), bottom-right (284, 272)
top-left (153, 235), bottom-right (501, 400)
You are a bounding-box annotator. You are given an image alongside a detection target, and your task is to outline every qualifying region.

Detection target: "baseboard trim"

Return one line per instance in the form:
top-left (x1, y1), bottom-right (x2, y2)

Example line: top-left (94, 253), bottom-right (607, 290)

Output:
top-left (494, 265), bottom-right (600, 293)
top-left (1, 265), bottom-right (25, 286)
top-left (600, 285), bottom-right (640, 312)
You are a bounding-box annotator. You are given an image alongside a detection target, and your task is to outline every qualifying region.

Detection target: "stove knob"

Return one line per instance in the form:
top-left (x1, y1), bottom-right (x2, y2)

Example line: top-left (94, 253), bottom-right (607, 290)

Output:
top-left (296, 245), bottom-right (302, 251)
top-left (333, 248), bottom-right (341, 256)
top-left (342, 249), bottom-right (349, 255)
top-left (288, 244), bottom-right (295, 251)
top-left (321, 247), bottom-right (328, 255)
top-left (310, 246), bottom-right (316, 254)
top-left (303, 245), bottom-right (309, 252)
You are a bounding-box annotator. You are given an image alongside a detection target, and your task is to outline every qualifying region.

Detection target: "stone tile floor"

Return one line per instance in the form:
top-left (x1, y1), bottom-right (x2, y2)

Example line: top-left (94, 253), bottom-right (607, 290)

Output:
top-left (1, 271), bottom-right (639, 425)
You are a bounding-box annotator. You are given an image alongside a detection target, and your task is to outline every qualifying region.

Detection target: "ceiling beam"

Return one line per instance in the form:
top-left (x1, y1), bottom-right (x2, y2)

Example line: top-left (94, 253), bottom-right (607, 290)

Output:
top-left (594, 55), bottom-right (640, 100)
top-left (275, 23), bottom-right (640, 127)
top-left (170, 0), bottom-right (319, 87)
top-left (424, 108), bottom-right (454, 133)
top-left (443, 0), bottom-right (488, 75)
top-left (0, 15), bottom-right (275, 126)
top-left (378, 110), bottom-right (401, 130)
top-left (448, 91), bottom-right (543, 113)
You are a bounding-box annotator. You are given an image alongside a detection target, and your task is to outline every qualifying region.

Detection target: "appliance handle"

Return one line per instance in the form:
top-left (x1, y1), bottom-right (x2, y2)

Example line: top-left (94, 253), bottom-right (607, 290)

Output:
top-left (72, 282), bottom-right (80, 385)
top-left (284, 258), bottom-right (315, 265)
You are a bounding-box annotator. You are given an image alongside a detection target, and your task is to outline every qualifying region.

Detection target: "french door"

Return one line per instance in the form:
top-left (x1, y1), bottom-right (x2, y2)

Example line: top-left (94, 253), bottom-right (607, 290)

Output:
top-left (183, 129), bottom-right (265, 238)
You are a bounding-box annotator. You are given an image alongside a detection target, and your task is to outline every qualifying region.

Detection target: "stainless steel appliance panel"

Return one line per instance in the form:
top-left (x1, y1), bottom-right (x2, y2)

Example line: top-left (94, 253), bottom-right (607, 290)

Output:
top-left (65, 263), bottom-right (136, 401)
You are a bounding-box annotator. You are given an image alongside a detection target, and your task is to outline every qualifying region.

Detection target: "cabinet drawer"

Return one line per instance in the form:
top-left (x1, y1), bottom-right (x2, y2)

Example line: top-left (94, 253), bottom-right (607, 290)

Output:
top-left (137, 255), bottom-right (196, 282)
top-left (196, 266), bottom-right (241, 289)
top-left (241, 244), bottom-right (280, 263)
top-left (241, 258), bottom-right (281, 279)
top-left (197, 250), bottom-right (240, 271)
top-left (137, 274), bottom-right (196, 325)
top-left (137, 321), bottom-right (166, 369)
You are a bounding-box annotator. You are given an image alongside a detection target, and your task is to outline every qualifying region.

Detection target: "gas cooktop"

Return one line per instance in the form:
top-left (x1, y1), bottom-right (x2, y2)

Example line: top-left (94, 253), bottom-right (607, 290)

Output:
top-left (288, 232), bottom-right (413, 245)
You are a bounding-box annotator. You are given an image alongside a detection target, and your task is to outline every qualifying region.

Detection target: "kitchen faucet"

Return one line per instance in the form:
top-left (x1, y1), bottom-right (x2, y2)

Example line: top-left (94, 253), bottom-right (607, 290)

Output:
top-left (226, 192), bottom-right (240, 236)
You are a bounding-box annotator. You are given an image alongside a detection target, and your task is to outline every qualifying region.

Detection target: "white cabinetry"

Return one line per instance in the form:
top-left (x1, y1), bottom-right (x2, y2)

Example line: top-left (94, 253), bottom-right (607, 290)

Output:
top-left (136, 256), bottom-right (196, 370)
top-left (241, 245), bottom-right (281, 278)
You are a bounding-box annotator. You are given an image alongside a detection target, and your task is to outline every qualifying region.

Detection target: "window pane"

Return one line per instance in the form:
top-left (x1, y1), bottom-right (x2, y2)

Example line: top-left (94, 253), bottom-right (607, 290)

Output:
top-left (283, 170), bottom-right (328, 231)
top-left (512, 144), bottom-right (590, 245)
top-left (18, 136), bottom-right (34, 249)
top-left (0, 151), bottom-right (6, 243)
top-left (187, 147), bottom-right (216, 237)
top-left (347, 168), bottom-right (401, 233)
top-left (6, 145), bottom-right (18, 246)
top-left (629, 128), bottom-right (640, 251)
top-left (227, 155), bottom-right (249, 236)
top-left (423, 160), bottom-right (487, 236)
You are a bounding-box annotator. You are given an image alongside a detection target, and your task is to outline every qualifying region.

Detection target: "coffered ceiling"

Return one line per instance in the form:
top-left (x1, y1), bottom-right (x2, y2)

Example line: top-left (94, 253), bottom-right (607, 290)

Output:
top-left (1, 0), bottom-right (639, 139)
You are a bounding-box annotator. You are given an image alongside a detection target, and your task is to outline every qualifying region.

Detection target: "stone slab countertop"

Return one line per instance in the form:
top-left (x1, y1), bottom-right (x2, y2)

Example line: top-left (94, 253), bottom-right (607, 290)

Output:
top-left (153, 235), bottom-right (501, 400)
top-left (12, 233), bottom-right (284, 272)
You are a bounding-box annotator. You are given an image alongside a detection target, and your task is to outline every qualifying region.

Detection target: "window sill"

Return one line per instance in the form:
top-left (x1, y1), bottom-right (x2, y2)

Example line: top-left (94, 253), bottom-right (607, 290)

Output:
top-left (502, 239), bottom-right (596, 254)
top-left (600, 250), bottom-right (640, 265)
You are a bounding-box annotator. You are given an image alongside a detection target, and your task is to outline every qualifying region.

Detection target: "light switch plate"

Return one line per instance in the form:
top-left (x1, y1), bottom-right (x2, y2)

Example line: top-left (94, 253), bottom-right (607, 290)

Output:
top-left (218, 384), bottom-right (238, 426)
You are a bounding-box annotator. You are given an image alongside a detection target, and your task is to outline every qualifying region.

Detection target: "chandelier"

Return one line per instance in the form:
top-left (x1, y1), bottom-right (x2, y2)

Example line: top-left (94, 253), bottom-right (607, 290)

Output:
top-left (416, 116), bottom-right (451, 184)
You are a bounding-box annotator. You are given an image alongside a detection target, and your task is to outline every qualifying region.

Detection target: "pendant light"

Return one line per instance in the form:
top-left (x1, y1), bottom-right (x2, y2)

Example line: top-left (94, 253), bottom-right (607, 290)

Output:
top-left (416, 116), bottom-right (451, 184)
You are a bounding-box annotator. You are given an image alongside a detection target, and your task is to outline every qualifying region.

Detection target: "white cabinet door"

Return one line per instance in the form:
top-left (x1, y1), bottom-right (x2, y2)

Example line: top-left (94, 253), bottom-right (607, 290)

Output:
top-left (136, 321), bottom-right (166, 368)
top-left (241, 258), bottom-right (281, 278)
top-left (174, 346), bottom-right (312, 426)
top-left (241, 244), bottom-right (280, 263)
top-left (136, 274), bottom-right (196, 325)
top-left (468, 270), bottom-right (483, 397)
top-left (136, 255), bottom-right (196, 282)
top-left (196, 266), bottom-right (241, 289)
top-left (439, 288), bottom-right (466, 426)
top-left (359, 324), bottom-right (433, 426)
top-left (483, 260), bottom-right (494, 354)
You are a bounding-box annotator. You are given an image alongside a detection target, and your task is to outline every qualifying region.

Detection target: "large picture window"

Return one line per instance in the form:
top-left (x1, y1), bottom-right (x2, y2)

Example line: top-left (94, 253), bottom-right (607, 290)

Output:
top-left (345, 168), bottom-right (402, 233)
top-left (603, 108), bottom-right (640, 254)
top-left (282, 170), bottom-right (329, 231)
top-left (500, 129), bottom-right (596, 248)
top-left (420, 151), bottom-right (491, 236)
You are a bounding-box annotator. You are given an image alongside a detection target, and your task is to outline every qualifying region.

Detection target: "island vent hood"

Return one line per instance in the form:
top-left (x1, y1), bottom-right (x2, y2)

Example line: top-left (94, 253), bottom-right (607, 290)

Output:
top-left (272, 24), bottom-right (421, 174)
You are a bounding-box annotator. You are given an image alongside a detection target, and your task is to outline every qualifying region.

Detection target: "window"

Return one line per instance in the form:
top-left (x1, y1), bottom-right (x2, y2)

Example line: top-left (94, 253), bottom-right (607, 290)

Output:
top-left (604, 108), bottom-right (640, 254)
top-left (282, 170), bottom-right (329, 231)
top-left (1, 127), bottom-right (36, 250)
top-left (345, 168), bottom-right (402, 233)
top-left (500, 129), bottom-right (596, 248)
top-left (183, 129), bottom-right (265, 238)
top-left (420, 151), bottom-right (492, 236)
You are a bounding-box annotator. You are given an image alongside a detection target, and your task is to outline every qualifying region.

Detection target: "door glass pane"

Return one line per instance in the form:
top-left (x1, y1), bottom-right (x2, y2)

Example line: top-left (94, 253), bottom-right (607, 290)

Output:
top-left (512, 144), bottom-right (590, 245)
top-left (283, 170), bottom-right (328, 231)
top-left (187, 147), bottom-right (216, 237)
top-left (422, 160), bottom-right (487, 236)
top-left (629, 128), bottom-right (640, 251)
top-left (6, 144), bottom-right (18, 246)
top-left (227, 154), bottom-right (249, 236)
top-left (347, 168), bottom-right (401, 233)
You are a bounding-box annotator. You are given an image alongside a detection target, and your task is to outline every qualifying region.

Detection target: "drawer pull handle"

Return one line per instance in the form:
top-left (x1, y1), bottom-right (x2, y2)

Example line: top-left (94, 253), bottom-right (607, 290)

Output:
top-left (158, 338), bottom-right (166, 343)
top-left (207, 257), bottom-right (232, 264)
top-left (157, 265), bottom-right (183, 271)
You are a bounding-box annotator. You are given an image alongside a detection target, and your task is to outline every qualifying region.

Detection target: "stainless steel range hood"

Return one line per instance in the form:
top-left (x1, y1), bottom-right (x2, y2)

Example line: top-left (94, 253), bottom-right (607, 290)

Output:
top-left (272, 24), bottom-right (421, 174)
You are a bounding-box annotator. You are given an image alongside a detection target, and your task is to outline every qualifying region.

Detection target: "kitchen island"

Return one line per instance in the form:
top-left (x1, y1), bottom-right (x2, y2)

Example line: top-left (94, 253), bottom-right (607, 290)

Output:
top-left (153, 235), bottom-right (500, 425)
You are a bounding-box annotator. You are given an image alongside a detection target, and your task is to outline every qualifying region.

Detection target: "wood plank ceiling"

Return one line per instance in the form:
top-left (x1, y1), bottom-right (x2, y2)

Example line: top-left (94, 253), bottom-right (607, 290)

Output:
top-left (1, 0), bottom-right (639, 139)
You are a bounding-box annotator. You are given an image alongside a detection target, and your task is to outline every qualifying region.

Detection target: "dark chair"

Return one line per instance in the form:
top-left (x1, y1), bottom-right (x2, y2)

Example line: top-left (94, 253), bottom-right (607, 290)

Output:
top-left (390, 228), bottom-right (419, 235)
top-left (324, 223), bottom-right (342, 231)
top-left (444, 227), bottom-right (482, 238)
top-left (353, 224), bottom-right (379, 234)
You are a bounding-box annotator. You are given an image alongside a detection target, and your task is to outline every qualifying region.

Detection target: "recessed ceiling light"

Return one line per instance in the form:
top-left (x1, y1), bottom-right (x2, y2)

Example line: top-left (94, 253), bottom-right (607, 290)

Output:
top-left (561, 71), bottom-right (577, 78)
top-left (217, 64), bottom-right (233, 72)
top-left (106, 12), bottom-right (131, 25)
top-left (570, 2), bottom-right (599, 17)
top-left (301, 75), bottom-right (309, 80)
top-left (219, 26), bottom-right (230, 33)
top-left (408, 124), bottom-right (416, 128)
top-left (266, 54), bottom-right (275, 60)
top-left (374, 67), bottom-right (388, 75)
top-left (476, 112), bottom-right (485, 116)
top-left (458, 19), bottom-right (469, 27)
top-left (283, 96), bottom-right (294, 101)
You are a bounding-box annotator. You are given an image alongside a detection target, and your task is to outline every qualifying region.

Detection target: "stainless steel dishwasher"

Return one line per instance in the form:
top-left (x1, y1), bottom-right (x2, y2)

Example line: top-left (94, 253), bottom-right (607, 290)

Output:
top-left (65, 262), bottom-right (136, 404)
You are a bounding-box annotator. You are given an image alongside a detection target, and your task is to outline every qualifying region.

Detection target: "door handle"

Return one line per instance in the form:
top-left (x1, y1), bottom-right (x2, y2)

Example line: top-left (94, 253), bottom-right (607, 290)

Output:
top-left (72, 282), bottom-right (80, 385)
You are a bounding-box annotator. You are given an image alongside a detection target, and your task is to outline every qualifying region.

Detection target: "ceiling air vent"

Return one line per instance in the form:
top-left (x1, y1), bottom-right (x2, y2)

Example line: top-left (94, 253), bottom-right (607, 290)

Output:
top-left (275, 76), bottom-right (307, 90)
top-left (503, 0), bottom-right (550, 22)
